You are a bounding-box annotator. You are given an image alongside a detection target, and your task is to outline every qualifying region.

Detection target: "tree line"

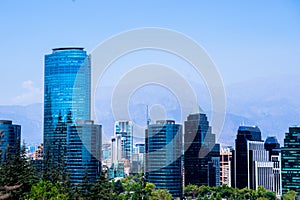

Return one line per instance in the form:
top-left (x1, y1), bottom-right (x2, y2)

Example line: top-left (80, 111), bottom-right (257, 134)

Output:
top-left (184, 184), bottom-right (278, 200)
top-left (0, 142), bottom-right (174, 199)
top-left (0, 143), bottom-right (297, 200)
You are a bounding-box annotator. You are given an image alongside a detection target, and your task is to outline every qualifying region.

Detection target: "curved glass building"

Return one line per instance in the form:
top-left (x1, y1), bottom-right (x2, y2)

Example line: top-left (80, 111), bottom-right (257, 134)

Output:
top-left (43, 47), bottom-right (91, 166)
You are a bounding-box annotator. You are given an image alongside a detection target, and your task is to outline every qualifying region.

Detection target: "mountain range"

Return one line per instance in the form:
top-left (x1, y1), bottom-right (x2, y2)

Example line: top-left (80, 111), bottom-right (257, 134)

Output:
top-left (0, 75), bottom-right (299, 147)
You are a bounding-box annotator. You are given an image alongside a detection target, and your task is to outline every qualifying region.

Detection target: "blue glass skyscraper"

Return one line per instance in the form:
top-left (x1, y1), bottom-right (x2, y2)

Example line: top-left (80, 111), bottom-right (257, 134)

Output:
top-left (0, 120), bottom-right (21, 161)
top-left (66, 120), bottom-right (102, 186)
top-left (44, 47), bottom-right (91, 167)
top-left (145, 120), bottom-right (182, 198)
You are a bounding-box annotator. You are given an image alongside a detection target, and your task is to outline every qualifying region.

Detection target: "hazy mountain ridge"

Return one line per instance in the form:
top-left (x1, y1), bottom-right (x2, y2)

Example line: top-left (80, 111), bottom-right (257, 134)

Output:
top-left (0, 76), bottom-right (299, 147)
top-left (225, 75), bottom-right (300, 145)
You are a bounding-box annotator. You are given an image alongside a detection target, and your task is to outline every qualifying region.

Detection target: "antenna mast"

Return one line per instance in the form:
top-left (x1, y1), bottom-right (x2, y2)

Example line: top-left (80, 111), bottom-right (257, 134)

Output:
top-left (147, 105), bottom-right (150, 126)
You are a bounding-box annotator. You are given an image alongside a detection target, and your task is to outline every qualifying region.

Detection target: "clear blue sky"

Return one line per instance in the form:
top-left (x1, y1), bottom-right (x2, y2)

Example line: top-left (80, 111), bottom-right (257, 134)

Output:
top-left (0, 0), bottom-right (299, 105)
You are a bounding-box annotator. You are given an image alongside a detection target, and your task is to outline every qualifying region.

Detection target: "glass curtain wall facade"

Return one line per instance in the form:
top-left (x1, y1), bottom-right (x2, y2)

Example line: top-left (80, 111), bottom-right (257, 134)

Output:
top-left (114, 120), bottom-right (133, 163)
top-left (0, 120), bottom-right (21, 161)
top-left (233, 126), bottom-right (274, 191)
top-left (66, 120), bottom-right (101, 186)
top-left (184, 113), bottom-right (220, 187)
top-left (145, 120), bottom-right (182, 198)
top-left (233, 126), bottom-right (262, 188)
top-left (265, 136), bottom-right (281, 196)
top-left (281, 127), bottom-right (300, 194)
top-left (44, 47), bottom-right (91, 166)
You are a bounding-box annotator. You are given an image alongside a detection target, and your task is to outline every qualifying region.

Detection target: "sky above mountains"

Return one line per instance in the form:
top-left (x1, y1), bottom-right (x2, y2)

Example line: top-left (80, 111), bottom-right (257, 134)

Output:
top-left (0, 1), bottom-right (299, 146)
top-left (0, 1), bottom-right (299, 105)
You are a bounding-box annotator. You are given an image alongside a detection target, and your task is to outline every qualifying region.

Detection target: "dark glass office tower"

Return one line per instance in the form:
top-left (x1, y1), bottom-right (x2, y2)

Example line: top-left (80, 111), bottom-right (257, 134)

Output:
top-left (264, 136), bottom-right (280, 160)
top-left (145, 120), bottom-right (182, 198)
top-left (265, 136), bottom-right (281, 196)
top-left (233, 126), bottom-right (273, 190)
top-left (44, 47), bottom-right (91, 167)
top-left (233, 126), bottom-right (262, 189)
top-left (184, 113), bottom-right (220, 187)
top-left (281, 127), bottom-right (300, 194)
top-left (0, 120), bottom-right (21, 161)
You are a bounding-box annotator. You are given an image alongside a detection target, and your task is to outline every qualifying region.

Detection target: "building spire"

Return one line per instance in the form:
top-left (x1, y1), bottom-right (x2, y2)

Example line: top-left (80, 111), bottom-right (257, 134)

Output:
top-left (146, 105), bottom-right (151, 126)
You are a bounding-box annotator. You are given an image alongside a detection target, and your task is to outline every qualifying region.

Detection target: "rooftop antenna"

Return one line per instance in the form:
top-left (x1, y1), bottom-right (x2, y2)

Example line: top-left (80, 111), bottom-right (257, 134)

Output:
top-left (147, 105), bottom-right (151, 126)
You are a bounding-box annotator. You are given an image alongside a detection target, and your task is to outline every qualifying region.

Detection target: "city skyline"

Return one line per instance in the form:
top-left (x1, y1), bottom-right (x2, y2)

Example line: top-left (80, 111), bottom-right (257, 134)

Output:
top-left (0, 1), bottom-right (299, 146)
top-left (0, 1), bottom-right (300, 199)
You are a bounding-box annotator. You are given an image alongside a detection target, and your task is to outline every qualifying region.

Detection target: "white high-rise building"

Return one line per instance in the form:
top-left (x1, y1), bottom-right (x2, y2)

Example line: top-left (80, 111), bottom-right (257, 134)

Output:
top-left (111, 120), bottom-right (133, 163)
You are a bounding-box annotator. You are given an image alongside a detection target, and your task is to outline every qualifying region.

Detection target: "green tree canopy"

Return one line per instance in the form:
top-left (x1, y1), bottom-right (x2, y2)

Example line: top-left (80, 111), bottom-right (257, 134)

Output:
top-left (149, 189), bottom-right (172, 200)
top-left (283, 190), bottom-right (297, 200)
top-left (0, 141), bottom-right (37, 199)
top-left (25, 180), bottom-right (68, 200)
top-left (184, 184), bottom-right (198, 199)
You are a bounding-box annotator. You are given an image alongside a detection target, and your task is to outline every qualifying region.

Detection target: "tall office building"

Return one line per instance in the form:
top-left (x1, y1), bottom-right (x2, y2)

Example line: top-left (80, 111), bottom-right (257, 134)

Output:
top-left (220, 147), bottom-right (233, 186)
top-left (44, 47), bottom-right (91, 166)
top-left (111, 134), bottom-right (122, 164)
top-left (114, 120), bottom-right (133, 162)
top-left (233, 126), bottom-right (273, 191)
top-left (184, 113), bottom-right (220, 187)
top-left (110, 120), bottom-right (133, 176)
top-left (281, 127), bottom-right (300, 194)
top-left (66, 120), bottom-right (101, 186)
top-left (145, 120), bottom-right (182, 198)
top-left (265, 136), bottom-right (281, 196)
top-left (0, 120), bottom-right (21, 161)
top-left (43, 47), bottom-right (102, 186)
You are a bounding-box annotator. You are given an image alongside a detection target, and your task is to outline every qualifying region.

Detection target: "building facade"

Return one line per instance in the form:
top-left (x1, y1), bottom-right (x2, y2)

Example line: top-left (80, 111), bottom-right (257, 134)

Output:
top-left (0, 120), bottom-right (21, 161)
top-left (183, 113), bottom-right (220, 187)
top-left (44, 47), bottom-right (91, 166)
top-left (114, 120), bottom-right (133, 162)
top-left (111, 135), bottom-right (121, 164)
top-left (132, 143), bottom-right (145, 173)
top-left (281, 127), bottom-right (300, 194)
top-left (145, 120), bottom-right (182, 198)
top-left (31, 143), bottom-right (43, 161)
top-left (66, 120), bottom-right (102, 186)
top-left (110, 120), bottom-right (133, 176)
top-left (265, 136), bottom-right (281, 196)
top-left (102, 143), bottom-right (112, 169)
top-left (220, 147), bottom-right (232, 186)
top-left (233, 126), bottom-right (274, 191)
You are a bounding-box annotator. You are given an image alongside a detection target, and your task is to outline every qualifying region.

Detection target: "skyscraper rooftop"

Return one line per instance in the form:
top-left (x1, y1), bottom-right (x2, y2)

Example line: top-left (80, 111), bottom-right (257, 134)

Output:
top-left (237, 125), bottom-right (262, 141)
